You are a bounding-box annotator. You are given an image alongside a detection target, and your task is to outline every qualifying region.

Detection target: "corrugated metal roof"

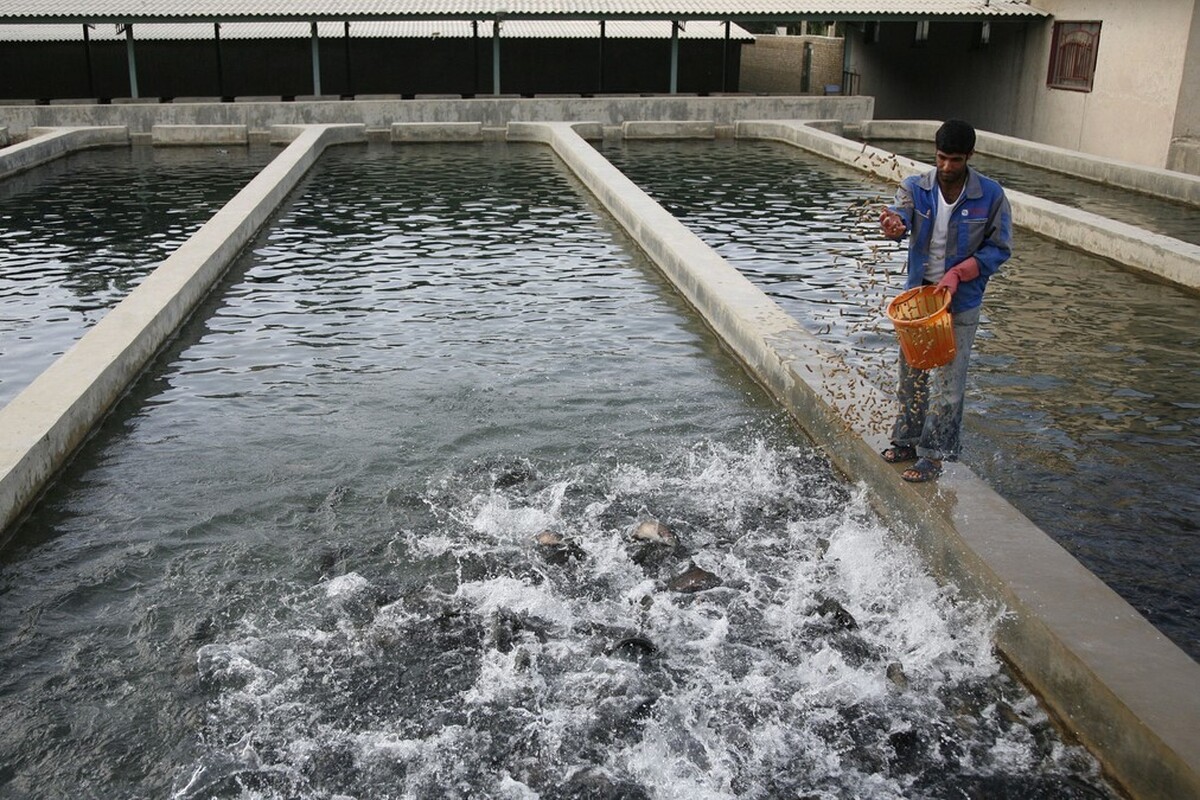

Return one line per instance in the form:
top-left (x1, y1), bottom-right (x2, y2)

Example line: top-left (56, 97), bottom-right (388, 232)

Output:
top-left (0, 1), bottom-right (1049, 24)
top-left (0, 19), bottom-right (755, 40)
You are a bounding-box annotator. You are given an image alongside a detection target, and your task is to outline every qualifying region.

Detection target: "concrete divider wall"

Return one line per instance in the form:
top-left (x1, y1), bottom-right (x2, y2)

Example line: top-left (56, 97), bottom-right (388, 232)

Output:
top-left (0, 123), bottom-right (366, 541)
top-left (0, 95), bottom-right (874, 141)
top-left (391, 122), bottom-right (484, 142)
top-left (861, 119), bottom-right (1200, 208)
top-left (740, 120), bottom-right (1200, 292)
top-left (506, 120), bottom-right (1200, 800)
top-left (0, 125), bottom-right (128, 180)
top-left (622, 120), bottom-right (717, 139)
top-left (151, 124), bottom-right (249, 146)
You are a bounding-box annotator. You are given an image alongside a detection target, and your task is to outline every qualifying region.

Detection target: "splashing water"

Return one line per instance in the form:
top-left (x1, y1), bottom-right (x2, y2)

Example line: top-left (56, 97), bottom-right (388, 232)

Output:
top-left (182, 441), bottom-right (1113, 799)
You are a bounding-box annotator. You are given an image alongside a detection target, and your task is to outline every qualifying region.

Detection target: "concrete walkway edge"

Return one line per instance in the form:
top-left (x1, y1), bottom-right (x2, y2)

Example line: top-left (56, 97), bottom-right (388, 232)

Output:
top-left (507, 120), bottom-right (1200, 800)
top-left (0, 123), bottom-right (367, 541)
top-left (0, 126), bottom-right (129, 180)
top-left (861, 119), bottom-right (1200, 208)
top-left (739, 120), bottom-right (1200, 293)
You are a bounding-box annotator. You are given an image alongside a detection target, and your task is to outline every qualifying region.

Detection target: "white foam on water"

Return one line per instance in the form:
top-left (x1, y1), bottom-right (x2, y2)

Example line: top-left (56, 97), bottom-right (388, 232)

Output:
top-left (183, 438), bottom-right (1114, 798)
top-left (466, 481), bottom-right (570, 541)
top-left (323, 572), bottom-right (370, 599)
top-left (455, 575), bottom-right (577, 631)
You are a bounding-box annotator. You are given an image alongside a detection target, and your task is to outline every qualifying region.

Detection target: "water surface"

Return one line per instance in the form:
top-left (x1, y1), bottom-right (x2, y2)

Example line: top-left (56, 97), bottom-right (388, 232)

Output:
top-left (0, 144), bottom-right (279, 406)
top-left (0, 143), bottom-right (1116, 798)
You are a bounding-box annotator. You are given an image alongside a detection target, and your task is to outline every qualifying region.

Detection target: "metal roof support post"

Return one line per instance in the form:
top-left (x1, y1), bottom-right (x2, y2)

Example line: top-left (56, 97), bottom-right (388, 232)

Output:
top-left (473, 20), bottom-right (480, 95)
top-left (343, 21), bottom-right (352, 97)
top-left (123, 23), bottom-right (139, 99)
top-left (492, 18), bottom-right (501, 95)
top-left (310, 21), bottom-right (322, 96)
top-left (842, 23), bottom-right (853, 95)
top-left (598, 20), bottom-right (605, 93)
top-left (721, 20), bottom-right (730, 92)
top-left (83, 24), bottom-right (95, 96)
top-left (670, 21), bottom-right (680, 93)
top-left (214, 22), bottom-right (224, 98)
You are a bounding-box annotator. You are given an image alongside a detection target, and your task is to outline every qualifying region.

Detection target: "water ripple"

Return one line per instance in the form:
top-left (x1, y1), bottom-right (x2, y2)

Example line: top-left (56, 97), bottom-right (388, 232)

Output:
top-left (0, 145), bottom-right (279, 406)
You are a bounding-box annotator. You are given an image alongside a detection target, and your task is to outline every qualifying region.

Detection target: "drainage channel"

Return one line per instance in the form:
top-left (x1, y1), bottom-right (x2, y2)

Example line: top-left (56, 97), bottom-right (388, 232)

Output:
top-left (0, 140), bottom-right (1118, 798)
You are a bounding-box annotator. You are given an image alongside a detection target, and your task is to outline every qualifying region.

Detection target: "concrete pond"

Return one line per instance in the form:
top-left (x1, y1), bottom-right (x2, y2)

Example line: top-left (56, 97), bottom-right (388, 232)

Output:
top-left (0, 103), bottom-right (1196, 799)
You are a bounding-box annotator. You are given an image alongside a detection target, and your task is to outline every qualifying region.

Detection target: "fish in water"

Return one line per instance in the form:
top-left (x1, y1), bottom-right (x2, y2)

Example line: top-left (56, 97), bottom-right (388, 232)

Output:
top-left (532, 529), bottom-right (584, 564)
top-left (813, 596), bottom-right (858, 630)
top-left (666, 562), bottom-right (722, 593)
top-left (607, 635), bottom-right (658, 664)
top-left (630, 519), bottom-right (679, 547)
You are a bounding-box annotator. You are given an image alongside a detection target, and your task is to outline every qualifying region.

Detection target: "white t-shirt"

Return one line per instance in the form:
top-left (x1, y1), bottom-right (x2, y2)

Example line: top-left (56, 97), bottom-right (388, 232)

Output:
top-left (925, 184), bottom-right (960, 283)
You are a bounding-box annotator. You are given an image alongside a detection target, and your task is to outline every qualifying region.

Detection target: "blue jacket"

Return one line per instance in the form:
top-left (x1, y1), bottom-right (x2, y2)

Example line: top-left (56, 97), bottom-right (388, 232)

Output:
top-left (888, 166), bottom-right (1012, 313)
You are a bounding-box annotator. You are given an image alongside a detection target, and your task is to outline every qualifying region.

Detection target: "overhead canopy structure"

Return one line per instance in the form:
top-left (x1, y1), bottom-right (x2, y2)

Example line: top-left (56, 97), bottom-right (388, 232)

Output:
top-left (0, 1), bottom-right (1049, 24)
top-left (0, 1), bottom-right (1047, 99)
top-left (0, 20), bottom-right (757, 41)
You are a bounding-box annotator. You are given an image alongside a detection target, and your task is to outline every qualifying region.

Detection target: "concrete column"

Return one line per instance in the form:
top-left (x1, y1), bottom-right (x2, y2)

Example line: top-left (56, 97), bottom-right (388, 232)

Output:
top-left (310, 22), bottom-right (322, 96)
top-left (472, 20), bottom-right (480, 95)
top-left (492, 19), bottom-right (502, 95)
top-left (214, 23), bottom-right (224, 98)
top-left (721, 20), bottom-right (729, 92)
top-left (842, 25), bottom-right (853, 94)
top-left (343, 21), bottom-right (352, 96)
top-left (82, 24), bottom-right (95, 96)
top-left (670, 21), bottom-right (680, 93)
top-left (598, 20), bottom-right (606, 93)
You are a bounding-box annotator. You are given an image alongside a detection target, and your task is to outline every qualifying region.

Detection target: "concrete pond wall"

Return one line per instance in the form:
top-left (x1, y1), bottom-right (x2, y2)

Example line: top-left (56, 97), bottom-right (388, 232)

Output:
top-left (0, 114), bottom-right (1197, 799)
top-left (0, 94), bottom-right (876, 142)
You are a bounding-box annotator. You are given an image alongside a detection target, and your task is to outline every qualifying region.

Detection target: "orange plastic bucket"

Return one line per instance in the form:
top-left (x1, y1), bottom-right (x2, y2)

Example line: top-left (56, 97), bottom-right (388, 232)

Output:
top-left (886, 286), bottom-right (956, 370)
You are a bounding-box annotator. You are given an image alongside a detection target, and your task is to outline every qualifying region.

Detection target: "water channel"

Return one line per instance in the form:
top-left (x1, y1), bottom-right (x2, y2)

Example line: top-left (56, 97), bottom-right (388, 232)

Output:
top-left (865, 139), bottom-right (1200, 246)
top-left (0, 144), bottom-right (279, 407)
top-left (600, 138), bottom-right (1200, 662)
top-left (0, 142), bottom-right (1117, 797)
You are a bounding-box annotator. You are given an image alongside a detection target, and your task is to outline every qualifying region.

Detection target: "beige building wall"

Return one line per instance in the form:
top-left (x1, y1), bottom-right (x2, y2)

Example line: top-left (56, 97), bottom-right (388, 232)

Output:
top-left (740, 35), bottom-right (844, 94)
top-left (1018, 0), bottom-right (1196, 168)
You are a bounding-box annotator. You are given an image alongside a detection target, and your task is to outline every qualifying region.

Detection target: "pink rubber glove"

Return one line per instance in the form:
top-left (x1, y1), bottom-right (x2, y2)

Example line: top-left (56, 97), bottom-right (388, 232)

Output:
top-left (937, 257), bottom-right (981, 295)
top-left (879, 209), bottom-right (907, 239)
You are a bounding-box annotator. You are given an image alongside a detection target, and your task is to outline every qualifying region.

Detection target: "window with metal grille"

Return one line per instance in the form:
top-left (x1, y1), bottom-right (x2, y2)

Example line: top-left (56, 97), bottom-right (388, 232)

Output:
top-left (1047, 21), bottom-right (1101, 91)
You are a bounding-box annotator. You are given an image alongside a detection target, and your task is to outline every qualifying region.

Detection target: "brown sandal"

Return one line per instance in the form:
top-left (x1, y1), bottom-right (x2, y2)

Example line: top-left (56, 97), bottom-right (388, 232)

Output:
top-left (902, 458), bottom-right (943, 483)
top-left (881, 445), bottom-right (917, 464)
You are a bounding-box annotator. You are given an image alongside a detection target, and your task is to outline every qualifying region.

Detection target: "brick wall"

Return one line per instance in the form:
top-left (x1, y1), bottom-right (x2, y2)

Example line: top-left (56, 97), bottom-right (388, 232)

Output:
top-left (739, 35), bottom-right (845, 94)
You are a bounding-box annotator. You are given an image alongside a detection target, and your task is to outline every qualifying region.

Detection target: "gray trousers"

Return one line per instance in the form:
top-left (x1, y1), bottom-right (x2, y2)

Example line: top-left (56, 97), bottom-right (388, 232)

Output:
top-left (890, 305), bottom-right (981, 462)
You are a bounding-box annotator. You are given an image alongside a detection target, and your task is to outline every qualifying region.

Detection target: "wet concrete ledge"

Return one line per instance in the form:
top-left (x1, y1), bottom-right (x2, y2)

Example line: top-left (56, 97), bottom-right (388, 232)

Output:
top-left (861, 119), bottom-right (1200, 208)
top-left (506, 120), bottom-right (1200, 800)
top-left (0, 123), bottom-right (366, 541)
top-left (740, 120), bottom-right (1200, 293)
top-left (0, 125), bottom-right (128, 180)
